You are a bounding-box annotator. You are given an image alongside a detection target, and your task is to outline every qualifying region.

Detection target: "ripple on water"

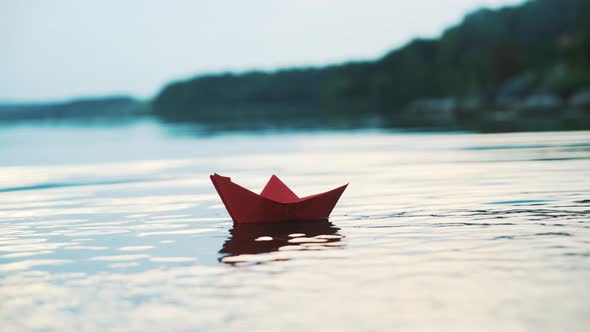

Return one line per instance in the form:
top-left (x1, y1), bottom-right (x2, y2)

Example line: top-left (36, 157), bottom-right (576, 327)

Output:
top-left (119, 246), bottom-right (155, 251)
top-left (0, 129), bottom-right (589, 331)
top-left (485, 199), bottom-right (556, 205)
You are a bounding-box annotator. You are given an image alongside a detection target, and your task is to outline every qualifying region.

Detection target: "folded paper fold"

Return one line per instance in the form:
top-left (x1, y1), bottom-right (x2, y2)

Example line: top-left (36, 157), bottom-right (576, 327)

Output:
top-left (210, 173), bottom-right (347, 224)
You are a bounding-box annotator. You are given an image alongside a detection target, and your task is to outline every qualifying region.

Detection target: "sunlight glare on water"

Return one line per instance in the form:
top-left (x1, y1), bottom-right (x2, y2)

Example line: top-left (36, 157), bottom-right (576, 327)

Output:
top-left (0, 121), bottom-right (589, 331)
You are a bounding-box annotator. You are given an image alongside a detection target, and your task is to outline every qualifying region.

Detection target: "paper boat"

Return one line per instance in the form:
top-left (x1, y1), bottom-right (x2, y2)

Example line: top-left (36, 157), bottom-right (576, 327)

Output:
top-left (210, 173), bottom-right (347, 224)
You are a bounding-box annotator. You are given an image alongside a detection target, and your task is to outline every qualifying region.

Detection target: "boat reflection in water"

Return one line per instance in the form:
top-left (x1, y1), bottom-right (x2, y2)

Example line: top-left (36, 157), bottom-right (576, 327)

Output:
top-left (219, 220), bottom-right (343, 265)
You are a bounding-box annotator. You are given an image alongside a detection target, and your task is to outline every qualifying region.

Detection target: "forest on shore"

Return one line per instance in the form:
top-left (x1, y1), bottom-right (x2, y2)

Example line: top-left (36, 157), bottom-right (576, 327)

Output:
top-left (151, 0), bottom-right (590, 131)
top-left (2, 0), bottom-right (590, 132)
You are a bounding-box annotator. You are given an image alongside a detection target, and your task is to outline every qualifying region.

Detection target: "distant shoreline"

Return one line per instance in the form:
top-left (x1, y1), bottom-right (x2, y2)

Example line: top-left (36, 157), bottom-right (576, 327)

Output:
top-left (2, 0), bottom-right (589, 133)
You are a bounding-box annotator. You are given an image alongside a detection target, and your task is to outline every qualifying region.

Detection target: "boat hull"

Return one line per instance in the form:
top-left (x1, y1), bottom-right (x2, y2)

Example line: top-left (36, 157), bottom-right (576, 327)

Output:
top-left (210, 174), bottom-right (347, 224)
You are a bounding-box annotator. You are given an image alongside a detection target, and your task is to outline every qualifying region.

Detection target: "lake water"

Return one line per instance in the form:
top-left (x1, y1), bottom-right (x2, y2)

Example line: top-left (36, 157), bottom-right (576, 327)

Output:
top-left (1, 120), bottom-right (589, 331)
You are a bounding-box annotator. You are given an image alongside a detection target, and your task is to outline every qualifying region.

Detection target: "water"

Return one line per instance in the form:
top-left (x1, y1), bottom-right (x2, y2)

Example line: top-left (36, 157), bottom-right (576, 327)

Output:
top-left (1, 120), bottom-right (589, 331)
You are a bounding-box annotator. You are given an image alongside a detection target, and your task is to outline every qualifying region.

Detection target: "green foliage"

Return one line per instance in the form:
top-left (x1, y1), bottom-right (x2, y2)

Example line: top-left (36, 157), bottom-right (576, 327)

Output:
top-left (153, 0), bottom-right (590, 123)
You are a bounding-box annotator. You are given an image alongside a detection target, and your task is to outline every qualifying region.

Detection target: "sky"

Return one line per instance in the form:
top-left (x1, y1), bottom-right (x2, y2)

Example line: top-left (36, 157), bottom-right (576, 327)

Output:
top-left (1, 0), bottom-right (525, 102)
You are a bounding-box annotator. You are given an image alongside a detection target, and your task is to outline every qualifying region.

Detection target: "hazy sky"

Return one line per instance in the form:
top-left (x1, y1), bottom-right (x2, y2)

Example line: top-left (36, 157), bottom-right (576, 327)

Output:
top-left (1, 0), bottom-right (524, 101)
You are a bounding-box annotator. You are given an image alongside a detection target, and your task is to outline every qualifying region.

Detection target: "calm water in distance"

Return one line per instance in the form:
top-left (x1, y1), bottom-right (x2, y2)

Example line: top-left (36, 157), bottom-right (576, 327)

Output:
top-left (1, 120), bottom-right (589, 331)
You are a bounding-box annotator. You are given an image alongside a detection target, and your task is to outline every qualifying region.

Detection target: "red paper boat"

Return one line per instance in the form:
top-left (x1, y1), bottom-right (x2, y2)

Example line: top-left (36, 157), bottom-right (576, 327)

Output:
top-left (210, 173), bottom-right (347, 224)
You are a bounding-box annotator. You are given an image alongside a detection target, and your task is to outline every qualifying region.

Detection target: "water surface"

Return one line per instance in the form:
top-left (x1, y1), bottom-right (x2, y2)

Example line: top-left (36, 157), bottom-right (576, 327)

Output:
top-left (1, 121), bottom-right (589, 331)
